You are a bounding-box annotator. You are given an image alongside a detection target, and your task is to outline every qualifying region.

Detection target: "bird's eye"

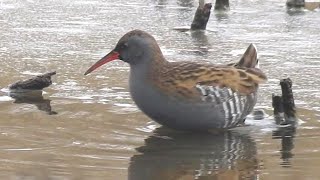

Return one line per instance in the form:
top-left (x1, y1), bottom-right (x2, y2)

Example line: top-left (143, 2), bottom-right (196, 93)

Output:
top-left (120, 43), bottom-right (128, 50)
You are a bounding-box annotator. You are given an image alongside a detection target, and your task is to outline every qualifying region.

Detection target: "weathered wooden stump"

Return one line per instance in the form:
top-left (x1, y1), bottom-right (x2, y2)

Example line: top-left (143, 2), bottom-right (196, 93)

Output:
top-left (286, 0), bottom-right (305, 8)
top-left (272, 78), bottom-right (296, 125)
top-left (272, 79), bottom-right (297, 165)
top-left (191, 1), bottom-right (212, 30)
top-left (9, 71), bottom-right (56, 92)
top-left (280, 78), bottom-right (296, 118)
top-left (287, 0), bottom-right (320, 10)
top-left (272, 94), bottom-right (284, 124)
top-left (214, 0), bottom-right (230, 11)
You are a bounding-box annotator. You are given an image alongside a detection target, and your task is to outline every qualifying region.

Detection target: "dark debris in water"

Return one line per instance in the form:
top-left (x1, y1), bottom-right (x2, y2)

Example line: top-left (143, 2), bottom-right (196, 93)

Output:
top-left (7, 71), bottom-right (57, 115)
top-left (9, 71), bottom-right (56, 91)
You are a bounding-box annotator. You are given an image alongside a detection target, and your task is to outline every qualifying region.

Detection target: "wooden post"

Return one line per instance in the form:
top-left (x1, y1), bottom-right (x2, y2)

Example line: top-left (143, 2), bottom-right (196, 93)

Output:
top-left (280, 78), bottom-right (296, 119)
top-left (214, 0), bottom-right (230, 11)
top-left (286, 0), bottom-right (305, 8)
top-left (190, 1), bottom-right (212, 30)
top-left (272, 94), bottom-right (284, 124)
top-left (272, 78), bottom-right (296, 125)
top-left (272, 79), bottom-right (296, 166)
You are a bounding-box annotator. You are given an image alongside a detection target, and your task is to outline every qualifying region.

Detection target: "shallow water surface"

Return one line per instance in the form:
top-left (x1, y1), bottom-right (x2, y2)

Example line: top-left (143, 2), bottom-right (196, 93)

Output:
top-left (0, 0), bottom-right (320, 179)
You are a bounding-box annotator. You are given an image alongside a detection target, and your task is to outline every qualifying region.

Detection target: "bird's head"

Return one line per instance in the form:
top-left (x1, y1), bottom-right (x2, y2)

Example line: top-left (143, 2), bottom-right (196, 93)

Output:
top-left (84, 30), bottom-right (161, 75)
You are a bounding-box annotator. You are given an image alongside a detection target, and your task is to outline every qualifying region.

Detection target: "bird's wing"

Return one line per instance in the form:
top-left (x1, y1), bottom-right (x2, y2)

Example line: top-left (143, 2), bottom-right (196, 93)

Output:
top-left (156, 62), bottom-right (266, 100)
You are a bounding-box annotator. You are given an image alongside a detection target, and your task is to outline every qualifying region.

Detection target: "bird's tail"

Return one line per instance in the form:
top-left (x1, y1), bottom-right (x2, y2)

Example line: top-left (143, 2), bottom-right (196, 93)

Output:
top-left (236, 44), bottom-right (259, 68)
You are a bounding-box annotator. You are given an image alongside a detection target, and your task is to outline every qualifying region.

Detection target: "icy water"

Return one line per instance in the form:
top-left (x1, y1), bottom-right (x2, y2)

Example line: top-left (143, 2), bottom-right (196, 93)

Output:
top-left (0, 0), bottom-right (320, 179)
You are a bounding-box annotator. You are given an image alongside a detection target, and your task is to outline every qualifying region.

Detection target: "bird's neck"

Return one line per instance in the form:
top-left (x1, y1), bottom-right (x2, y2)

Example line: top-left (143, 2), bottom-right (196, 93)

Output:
top-left (129, 47), bottom-right (168, 82)
top-left (128, 48), bottom-right (169, 104)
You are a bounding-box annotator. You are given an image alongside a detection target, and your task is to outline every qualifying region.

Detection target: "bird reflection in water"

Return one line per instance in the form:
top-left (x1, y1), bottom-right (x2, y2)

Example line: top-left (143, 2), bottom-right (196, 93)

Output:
top-left (129, 128), bottom-right (259, 180)
top-left (9, 90), bottom-right (57, 115)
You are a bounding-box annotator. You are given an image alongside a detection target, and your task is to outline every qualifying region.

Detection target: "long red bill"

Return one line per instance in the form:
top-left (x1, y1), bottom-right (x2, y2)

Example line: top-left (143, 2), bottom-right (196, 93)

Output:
top-left (84, 51), bottom-right (119, 75)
